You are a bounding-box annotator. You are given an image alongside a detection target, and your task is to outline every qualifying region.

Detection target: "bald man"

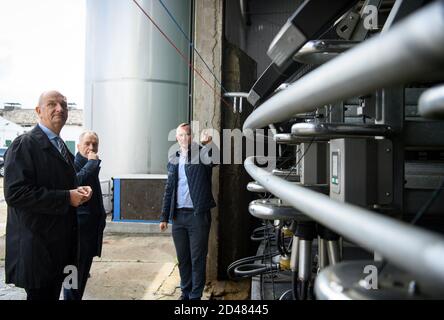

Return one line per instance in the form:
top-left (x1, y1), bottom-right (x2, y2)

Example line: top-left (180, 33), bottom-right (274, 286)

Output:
top-left (4, 90), bottom-right (92, 300)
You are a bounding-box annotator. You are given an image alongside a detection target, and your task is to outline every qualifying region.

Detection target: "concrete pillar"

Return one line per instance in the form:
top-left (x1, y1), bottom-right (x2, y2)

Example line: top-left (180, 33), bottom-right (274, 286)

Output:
top-left (219, 42), bottom-right (257, 279)
top-left (192, 0), bottom-right (223, 281)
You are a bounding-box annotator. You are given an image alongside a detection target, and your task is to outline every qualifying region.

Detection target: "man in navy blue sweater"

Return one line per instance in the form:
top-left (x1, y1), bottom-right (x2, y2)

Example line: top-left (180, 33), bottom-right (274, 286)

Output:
top-left (160, 123), bottom-right (218, 300)
top-left (64, 131), bottom-right (106, 300)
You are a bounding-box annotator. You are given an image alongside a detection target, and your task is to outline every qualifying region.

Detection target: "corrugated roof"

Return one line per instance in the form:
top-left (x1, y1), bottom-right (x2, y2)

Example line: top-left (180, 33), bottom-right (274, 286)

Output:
top-left (0, 109), bottom-right (83, 126)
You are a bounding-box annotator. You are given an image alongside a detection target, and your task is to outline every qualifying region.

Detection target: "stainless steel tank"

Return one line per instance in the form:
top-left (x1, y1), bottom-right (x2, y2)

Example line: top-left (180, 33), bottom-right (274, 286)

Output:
top-left (85, 0), bottom-right (190, 179)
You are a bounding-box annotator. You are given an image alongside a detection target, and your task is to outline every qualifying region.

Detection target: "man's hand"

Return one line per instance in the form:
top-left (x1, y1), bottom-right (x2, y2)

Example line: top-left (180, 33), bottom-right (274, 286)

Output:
top-left (78, 186), bottom-right (93, 201)
top-left (69, 186), bottom-right (93, 207)
top-left (159, 222), bottom-right (168, 232)
top-left (87, 151), bottom-right (99, 160)
top-left (200, 130), bottom-right (212, 145)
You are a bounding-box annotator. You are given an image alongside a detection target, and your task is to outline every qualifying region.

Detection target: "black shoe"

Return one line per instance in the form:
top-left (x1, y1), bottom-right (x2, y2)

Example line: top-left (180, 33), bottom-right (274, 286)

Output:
top-left (179, 295), bottom-right (189, 300)
top-left (189, 297), bottom-right (201, 300)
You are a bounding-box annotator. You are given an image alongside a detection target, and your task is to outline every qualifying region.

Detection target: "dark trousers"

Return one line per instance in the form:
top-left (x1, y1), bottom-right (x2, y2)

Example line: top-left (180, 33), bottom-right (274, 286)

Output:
top-left (172, 209), bottom-right (211, 300)
top-left (25, 280), bottom-right (63, 300)
top-left (63, 253), bottom-right (93, 300)
top-left (63, 214), bottom-right (96, 301)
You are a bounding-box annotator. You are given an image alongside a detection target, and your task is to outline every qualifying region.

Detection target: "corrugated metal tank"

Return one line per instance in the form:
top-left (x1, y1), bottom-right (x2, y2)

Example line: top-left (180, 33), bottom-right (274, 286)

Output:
top-left (85, 0), bottom-right (190, 179)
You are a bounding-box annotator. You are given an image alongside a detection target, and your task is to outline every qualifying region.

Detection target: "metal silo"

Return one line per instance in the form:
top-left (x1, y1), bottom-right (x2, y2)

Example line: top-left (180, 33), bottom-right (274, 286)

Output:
top-left (85, 0), bottom-right (190, 179)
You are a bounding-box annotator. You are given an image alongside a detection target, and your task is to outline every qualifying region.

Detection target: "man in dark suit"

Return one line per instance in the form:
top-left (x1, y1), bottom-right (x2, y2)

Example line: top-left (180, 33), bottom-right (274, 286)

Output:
top-left (64, 131), bottom-right (107, 300)
top-left (3, 90), bottom-right (92, 300)
top-left (160, 123), bottom-right (218, 300)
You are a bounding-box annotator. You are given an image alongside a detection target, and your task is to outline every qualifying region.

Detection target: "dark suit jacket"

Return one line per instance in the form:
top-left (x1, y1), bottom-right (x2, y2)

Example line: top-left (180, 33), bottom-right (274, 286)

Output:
top-left (3, 125), bottom-right (78, 289)
top-left (161, 142), bottom-right (218, 222)
top-left (74, 153), bottom-right (106, 258)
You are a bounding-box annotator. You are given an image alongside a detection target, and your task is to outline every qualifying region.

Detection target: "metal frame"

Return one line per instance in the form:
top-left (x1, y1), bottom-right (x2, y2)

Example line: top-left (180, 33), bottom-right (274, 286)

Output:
top-left (111, 177), bottom-right (168, 224)
top-left (293, 40), bottom-right (358, 65)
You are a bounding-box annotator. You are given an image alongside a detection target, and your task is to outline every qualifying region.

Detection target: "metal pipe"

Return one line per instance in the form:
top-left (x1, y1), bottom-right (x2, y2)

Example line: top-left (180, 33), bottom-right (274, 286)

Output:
top-left (268, 124), bottom-right (278, 137)
top-left (318, 237), bottom-right (329, 270)
top-left (291, 122), bottom-right (392, 138)
top-left (290, 236), bottom-right (300, 272)
top-left (223, 92), bottom-right (249, 98)
top-left (268, 124), bottom-right (282, 156)
top-left (418, 84), bottom-right (444, 120)
top-left (243, 2), bottom-right (444, 130)
top-left (244, 156), bottom-right (444, 290)
top-left (248, 199), bottom-right (313, 221)
top-left (246, 181), bottom-right (267, 193)
top-left (298, 240), bottom-right (312, 281)
top-left (327, 240), bottom-right (341, 265)
top-left (274, 133), bottom-right (328, 144)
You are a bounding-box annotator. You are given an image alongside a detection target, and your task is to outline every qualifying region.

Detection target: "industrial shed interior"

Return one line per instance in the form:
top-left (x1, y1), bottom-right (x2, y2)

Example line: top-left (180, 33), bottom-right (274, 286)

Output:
top-left (83, 0), bottom-right (444, 300)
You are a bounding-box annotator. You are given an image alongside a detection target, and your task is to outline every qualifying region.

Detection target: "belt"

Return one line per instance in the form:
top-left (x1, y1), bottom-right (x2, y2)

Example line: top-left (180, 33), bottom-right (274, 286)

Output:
top-left (177, 207), bottom-right (194, 213)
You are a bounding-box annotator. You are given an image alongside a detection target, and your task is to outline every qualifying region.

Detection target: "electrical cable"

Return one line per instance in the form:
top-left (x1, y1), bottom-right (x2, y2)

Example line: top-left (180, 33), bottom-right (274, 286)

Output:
top-left (276, 226), bottom-right (292, 257)
top-left (264, 137), bottom-right (315, 202)
top-left (283, 137), bottom-right (315, 180)
top-left (410, 178), bottom-right (444, 225)
top-left (251, 224), bottom-right (276, 241)
top-left (157, 0), bottom-right (228, 94)
top-left (265, 220), bottom-right (277, 299)
top-left (233, 263), bottom-right (280, 278)
top-left (279, 289), bottom-right (294, 300)
top-left (227, 250), bottom-right (280, 280)
top-left (131, 0), bottom-right (232, 109)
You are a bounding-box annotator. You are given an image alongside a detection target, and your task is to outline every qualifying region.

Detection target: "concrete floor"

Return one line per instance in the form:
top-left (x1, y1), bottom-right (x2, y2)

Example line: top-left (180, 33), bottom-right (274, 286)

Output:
top-left (0, 178), bottom-right (249, 300)
top-left (0, 178), bottom-right (184, 300)
top-left (0, 233), bottom-right (183, 300)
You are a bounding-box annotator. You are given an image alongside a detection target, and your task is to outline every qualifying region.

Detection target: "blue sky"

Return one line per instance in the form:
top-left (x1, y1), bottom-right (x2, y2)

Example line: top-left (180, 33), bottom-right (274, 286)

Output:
top-left (0, 0), bottom-right (85, 109)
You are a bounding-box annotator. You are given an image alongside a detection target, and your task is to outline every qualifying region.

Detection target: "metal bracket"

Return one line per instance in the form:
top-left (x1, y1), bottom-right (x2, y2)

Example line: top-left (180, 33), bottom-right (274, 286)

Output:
top-left (223, 92), bottom-right (249, 113)
top-left (249, 198), bottom-right (312, 221)
top-left (336, 10), bottom-right (360, 40)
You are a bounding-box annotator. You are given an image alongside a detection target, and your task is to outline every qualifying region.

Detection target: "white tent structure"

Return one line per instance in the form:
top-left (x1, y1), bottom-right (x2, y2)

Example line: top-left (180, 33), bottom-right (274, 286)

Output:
top-left (0, 116), bottom-right (27, 147)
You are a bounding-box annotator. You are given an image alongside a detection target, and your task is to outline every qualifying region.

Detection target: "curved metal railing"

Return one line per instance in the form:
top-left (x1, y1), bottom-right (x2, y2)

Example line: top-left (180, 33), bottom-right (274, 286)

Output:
top-left (244, 156), bottom-right (444, 292)
top-left (418, 84), bottom-right (444, 120)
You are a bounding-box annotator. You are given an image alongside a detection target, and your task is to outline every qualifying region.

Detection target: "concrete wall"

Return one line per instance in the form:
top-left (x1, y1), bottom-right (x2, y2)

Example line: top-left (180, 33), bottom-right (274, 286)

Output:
top-left (192, 0), bottom-right (223, 281)
top-left (192, 0), bottom-right (264, 282)
top-left (218, 42), bottom-right (258, 279)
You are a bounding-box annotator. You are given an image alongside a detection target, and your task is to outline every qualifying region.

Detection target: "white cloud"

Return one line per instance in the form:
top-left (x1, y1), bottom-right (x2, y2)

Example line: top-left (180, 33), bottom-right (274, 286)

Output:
top-left (0, 0), bottom-right (85, 108)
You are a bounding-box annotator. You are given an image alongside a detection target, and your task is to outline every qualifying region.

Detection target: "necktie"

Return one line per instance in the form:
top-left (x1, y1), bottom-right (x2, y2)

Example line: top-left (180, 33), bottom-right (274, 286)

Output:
top-left (55, 136), bottom-right (71, 164)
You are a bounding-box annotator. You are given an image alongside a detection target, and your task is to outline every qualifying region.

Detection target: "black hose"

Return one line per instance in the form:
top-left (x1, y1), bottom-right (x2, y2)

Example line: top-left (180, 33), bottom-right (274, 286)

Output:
top-left (233, 263), bottom-right (279, 278)
top-left (227, 251), bottom-right (280, 280)
top-left (251, 225), bottom-right (276, 241)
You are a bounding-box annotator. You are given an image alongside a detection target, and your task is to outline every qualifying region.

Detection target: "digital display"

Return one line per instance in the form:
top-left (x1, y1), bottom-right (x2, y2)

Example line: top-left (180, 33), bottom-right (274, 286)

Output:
top-left (332, 153), bottom-right (338, 177)
top-left (331, 151), bottom-right (339, 186)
